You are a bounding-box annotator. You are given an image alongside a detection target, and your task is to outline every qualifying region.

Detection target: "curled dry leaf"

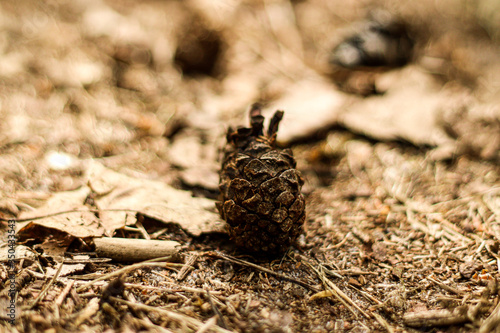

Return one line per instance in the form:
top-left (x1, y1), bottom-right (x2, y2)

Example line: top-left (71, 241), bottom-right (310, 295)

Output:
top-left (17, 186), bottom-right (103, 239)
top-left (266, 66), bottom-right (476, 156)
top-left (87, 161), bottom-right (224, 237)
top-left (339, 66), bottom-right (464, 147)
top-left (264, 79), bottom-right (350, 143)
top-left (15, 161), bottom-right (224, 240)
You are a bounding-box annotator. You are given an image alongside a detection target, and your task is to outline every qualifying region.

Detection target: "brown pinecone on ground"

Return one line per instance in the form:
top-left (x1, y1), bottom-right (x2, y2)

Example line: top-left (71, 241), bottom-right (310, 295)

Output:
top-left (217, 105), bottom-right (306, 254)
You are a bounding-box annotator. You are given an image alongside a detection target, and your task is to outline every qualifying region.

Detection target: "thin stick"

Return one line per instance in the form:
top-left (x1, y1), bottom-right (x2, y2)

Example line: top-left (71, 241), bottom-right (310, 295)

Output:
top-left (110, 297), bottom-right (234, 333)
top-left (207, 289), bottom-right (228, 329)
top-left (325, 268), bottom-right (378, 277)
top-left (94, 237), bottom-right (179, 262)
top-left (56, 279), bottom-right (75, 307)
top-left (196, 316), bottom-right (218, 333)
top-left (26, 261), bottom-right (64, 310)
top-left (403, 307), bottom-right (470, 327)
top-left (0, 208), bottom-right (143, 222)
top-left (308, 263), bottom-right (370, 319)
top-left (426, 276), bottom-right (464, 295)
top-left (358, 289), bottom-right (383, 305)
top-left (127, 282), bottom-right (224, 297)
top-left (54, 276), bottom-right (75, 319)
top-left (208, 252), bottom-right (319, 292)
top-left (75, 256), bottom-right (177, 292)
top-left (134, 219), bottom-right (151, 240)
top-left (480, 299), bottom-right (500, 333)
top-left (177, 253), bottom-right (198, 281)
top-left (372, 312), bottom-right (395, 333)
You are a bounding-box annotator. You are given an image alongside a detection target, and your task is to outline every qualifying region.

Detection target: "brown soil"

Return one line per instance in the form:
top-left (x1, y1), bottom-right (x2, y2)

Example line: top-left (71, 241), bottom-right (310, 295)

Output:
top-left (0, 0), bottom-right (499, 332)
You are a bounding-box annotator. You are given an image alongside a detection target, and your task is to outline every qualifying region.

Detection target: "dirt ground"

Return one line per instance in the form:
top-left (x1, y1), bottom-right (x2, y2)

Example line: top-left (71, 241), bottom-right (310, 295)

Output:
top-left (1, 0), bottom-right (500, 332)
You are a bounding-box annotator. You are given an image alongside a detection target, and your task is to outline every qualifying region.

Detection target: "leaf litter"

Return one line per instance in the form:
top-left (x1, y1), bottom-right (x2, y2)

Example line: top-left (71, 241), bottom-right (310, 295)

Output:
top-left (0, 0), bottom-right (499, 332)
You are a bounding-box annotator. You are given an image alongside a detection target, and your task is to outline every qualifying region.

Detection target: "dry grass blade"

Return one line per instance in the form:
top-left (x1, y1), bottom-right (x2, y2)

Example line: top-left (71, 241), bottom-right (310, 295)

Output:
top-left (25, 261), bottom-right (64, 310)
top-left (177, 252), bottom-right (198, 281)
top-left (75, 256), bottom-right (178, 292)
top-left (480, 300), bottom-right (500, 333)
top-left (426, 276), bottom-right (465, 295)
top-left (74, 297), bottom-right (100, 327)
top-left (372, 312), bottom-right (395, 333)
top-left (196, 316), bottom-right (219, 333)
top-left (54, 279), bottom-right (75, 319)
top-left (206, 289), bottom-right (228, 329)
top-left (208, 252), bottom-right (320, 292)
top-left (403, 307), bottom-right (470, 327)
top-left (306, 262), bottom-right (370, 319)
top-left (109, 296), bottom-right (234, 333)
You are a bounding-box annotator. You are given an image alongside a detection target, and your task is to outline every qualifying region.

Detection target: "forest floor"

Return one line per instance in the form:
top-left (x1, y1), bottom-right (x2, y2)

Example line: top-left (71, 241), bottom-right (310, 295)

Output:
top-left (0, 0), bottom-right (499, 332)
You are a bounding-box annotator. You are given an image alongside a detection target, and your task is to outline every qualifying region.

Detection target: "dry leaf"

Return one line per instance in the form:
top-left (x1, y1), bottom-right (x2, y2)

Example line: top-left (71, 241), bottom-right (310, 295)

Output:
top-left (264, 78), bottom-right (350, 143)
top-left (87, 161), bottom-right (224, 236)
top-left (15, 161), bottom-right (224, 240)
top-left (46, 264), bottom-right (86, 277)
top-left (17, 186), bottom-right (103, 239)
top-left (339, 66), bottom-right (461, 146)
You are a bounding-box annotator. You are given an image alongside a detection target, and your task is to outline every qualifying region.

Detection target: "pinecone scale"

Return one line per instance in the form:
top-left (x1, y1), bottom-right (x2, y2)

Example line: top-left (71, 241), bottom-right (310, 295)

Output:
top-left (217, 107), bottom-right (305, 254)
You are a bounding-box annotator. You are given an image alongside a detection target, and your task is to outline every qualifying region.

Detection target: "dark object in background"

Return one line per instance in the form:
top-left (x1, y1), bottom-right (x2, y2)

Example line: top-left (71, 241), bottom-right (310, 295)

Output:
top-left (330, 11), bottom-right (414, 69)
top-left (100, 275), bottom-right (125, 307)
top-left (174, 17), bottom-right (223, 77)
top-left (217, 105), bottom-right (306, 255)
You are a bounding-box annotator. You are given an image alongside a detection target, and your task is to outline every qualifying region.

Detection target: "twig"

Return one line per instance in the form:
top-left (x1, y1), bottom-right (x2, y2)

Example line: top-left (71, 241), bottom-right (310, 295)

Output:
top-left (372, 312), bottom-right (395, 333)
top-left (307, 263), bottom-right (370, 319)
top-left (75, 256), bottom-right (177, 292)
top-left (480, 299), bottom-right (500, 333)
top-left (56, 279), bottom-right (75, 307)
top-left (54, 277), bottom-right (75, 319)
top-left (74, 297), bottom-right (100, 327)
top-left (26, 261), bottom-right (64, 310)
top-left (109, 297), bottom-right (234, 333)
top-left (134, 217), bottom-right (150, 240)
top-left (207, 252), bottom-right (319, 292)
top-left (332, 232), bottom-right (351, 248)
top-left (358, 289), bottom-right (383, 305)
top-left (403, 307), bottom-right (470, 327)
top-left (127, 282), bottom-right (224, 298)
top-left (426, 276), bottom-right (464, 295)
top-left (177, 253), bottom-right (198, 281)
top-left (93, 237), bottom-right (180, 262)
top-left (328, 269), bottom-right (378, 277)
top-left (207, 289), bottom-right (228, 329)
top-left (196, 316), bottom-right (218, 333)
top-left (320, 232), bottom-right (351, 251)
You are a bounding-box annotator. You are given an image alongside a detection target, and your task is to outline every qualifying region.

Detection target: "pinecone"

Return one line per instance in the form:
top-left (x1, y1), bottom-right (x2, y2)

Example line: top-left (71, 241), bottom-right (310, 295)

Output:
top-left (217, 106), bottom-right (305, 254)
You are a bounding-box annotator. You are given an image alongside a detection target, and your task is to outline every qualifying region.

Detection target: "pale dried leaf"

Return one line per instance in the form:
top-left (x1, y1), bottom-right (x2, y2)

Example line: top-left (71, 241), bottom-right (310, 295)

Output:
top-left (264, 78), bottom-right (350, 142)
top-left (46, 264), bottom-right (86, 277)
top-left (87, 161), bottom-right (224, 236)
top-left (17, 186), bottom-right (103, 239)
top-left (340, 66), bottom-right (460, 146)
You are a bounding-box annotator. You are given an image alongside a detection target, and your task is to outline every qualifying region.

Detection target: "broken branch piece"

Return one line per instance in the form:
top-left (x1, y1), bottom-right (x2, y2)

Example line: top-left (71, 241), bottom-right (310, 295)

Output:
top-left (94, 237), bottom-right (180, 262)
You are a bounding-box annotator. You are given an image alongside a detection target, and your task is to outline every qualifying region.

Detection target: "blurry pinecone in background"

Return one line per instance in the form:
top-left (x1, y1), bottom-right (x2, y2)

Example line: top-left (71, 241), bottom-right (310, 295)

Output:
top-left (217, 105), bottom-right (306, 254)
top-left (330, 10), bottom-right (413, 69)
